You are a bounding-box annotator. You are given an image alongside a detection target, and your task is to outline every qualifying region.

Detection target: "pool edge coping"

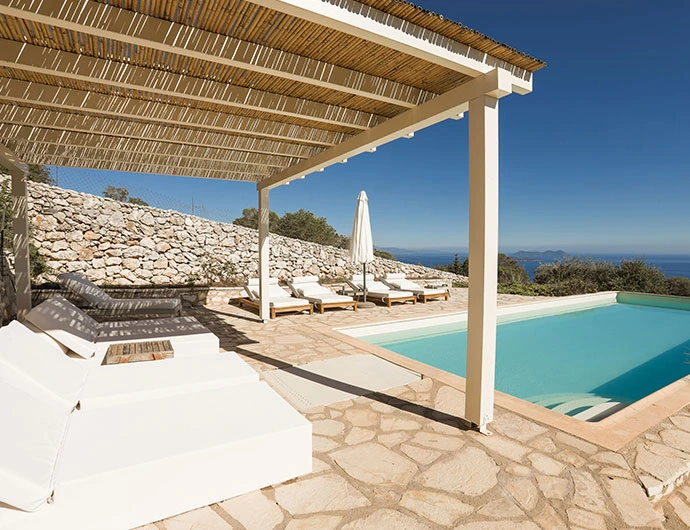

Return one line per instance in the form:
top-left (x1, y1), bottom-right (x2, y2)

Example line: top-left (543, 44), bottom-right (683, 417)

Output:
top-left (326, 291), bottom-right (690, 451)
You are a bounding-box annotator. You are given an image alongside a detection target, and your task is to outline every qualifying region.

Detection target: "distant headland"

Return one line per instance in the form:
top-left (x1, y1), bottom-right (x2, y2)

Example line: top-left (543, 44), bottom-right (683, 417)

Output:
top-left (511, 250), bottom-right (570, 261)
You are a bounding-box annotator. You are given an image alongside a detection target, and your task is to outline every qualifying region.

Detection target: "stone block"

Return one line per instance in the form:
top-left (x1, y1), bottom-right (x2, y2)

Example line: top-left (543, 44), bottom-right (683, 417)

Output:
top-left (122, 258), bottom-right (140, 270)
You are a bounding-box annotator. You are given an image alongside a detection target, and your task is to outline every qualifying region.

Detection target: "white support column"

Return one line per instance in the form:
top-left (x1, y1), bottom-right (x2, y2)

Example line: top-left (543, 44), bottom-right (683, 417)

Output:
top-left (465, 94), bottom-right (500, 433)
top-left (258, 187), bottom-right (270, 322)
top-left (10, 166), bottom-right (31, 319)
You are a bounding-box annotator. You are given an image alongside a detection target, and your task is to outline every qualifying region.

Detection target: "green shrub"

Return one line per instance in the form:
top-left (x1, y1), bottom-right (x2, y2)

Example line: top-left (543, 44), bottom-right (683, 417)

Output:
top-left (186, 252), bottom-right (242, 287)
top-left (497, 254), bottom-right (529, 284)
top-left (614, 258), bottom-right (667, 294)
top-left (435, 254), bottom-right (467, 276)
top-left (665, 276), bottom-right (690, 297)
top-left (535, 257), bottom-right (621, 293)
top-left (437, 254), bottom-right (528, 284)
top-left (373, 249), bottom-right (396, 260)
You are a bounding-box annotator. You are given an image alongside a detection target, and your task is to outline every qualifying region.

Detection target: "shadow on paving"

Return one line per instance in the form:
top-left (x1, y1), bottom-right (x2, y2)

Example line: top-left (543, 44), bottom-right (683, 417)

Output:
top-left (186, 304), bottom-right (472, 432)
top-left (244, 349), bottom-right (473, 433)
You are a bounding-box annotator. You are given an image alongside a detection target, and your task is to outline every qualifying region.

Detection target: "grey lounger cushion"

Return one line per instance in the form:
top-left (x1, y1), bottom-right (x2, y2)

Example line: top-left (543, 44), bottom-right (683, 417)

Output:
top-left (58, 273), bottom-right (182, 317)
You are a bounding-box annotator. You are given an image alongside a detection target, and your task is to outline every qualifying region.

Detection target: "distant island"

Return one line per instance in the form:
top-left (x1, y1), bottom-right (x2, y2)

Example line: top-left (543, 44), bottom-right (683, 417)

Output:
top-left (511, 250), bottom-right (570, 261)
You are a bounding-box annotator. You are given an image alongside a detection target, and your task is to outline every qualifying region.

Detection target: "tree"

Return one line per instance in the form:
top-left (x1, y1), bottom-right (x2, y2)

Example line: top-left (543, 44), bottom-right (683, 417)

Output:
top-left (374, 249), bottom-right (396, 260)
top-left (103, 185), bottom-right (149, 206)
top-left (435, 253), bottom-right (528, 284)
top-left (435, 254), bottom-right (467, 275)
top-left (497, 253), bottom-right (529, 284)
top-left (103, 186), bottom-right (129, 202)
top-left (232, 207), bottom-right (280, 229)
top-left (231, 207), bottom-right (391, 255)
top-left (274, 209), bottom-right (341, 247)
top-left (0, 179), bottom-right (49, 279)
top-left (27, 165), bottom-right (54, 185)
top-left (127, 196), bottom-right (149, 206)
top-left (0, 164), bottom-right (55, 185)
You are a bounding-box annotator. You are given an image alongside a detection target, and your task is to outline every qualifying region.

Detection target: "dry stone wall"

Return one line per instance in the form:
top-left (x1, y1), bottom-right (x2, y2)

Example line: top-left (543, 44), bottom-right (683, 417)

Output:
top-left (21, 182), bottom-right (464, 286)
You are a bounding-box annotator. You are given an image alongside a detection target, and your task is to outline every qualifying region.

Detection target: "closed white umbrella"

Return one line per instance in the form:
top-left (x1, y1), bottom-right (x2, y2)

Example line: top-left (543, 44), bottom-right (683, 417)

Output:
top-left (350, 190), bottom-right (375, 303)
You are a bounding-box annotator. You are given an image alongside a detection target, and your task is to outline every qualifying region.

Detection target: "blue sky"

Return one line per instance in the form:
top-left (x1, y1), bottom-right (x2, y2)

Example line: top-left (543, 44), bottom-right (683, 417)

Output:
top-left (55, 1), bottom-right (690, 254)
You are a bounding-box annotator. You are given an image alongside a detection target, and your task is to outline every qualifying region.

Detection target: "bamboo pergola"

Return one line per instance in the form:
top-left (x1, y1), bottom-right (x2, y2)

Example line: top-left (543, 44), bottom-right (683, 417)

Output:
top-left (0, 0), bottom-right (544, 432)
top-left (0, 0), bottom-right (543, 185)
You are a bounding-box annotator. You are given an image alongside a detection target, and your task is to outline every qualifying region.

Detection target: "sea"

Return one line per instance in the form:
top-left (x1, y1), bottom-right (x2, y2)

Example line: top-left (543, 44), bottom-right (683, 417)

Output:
top-left (389, 251), bottom-right (690, 281)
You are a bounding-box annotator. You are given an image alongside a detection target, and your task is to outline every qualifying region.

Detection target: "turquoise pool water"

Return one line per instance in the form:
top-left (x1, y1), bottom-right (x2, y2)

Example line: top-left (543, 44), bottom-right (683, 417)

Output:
top-left (364, 298), bottom-right (690, 416)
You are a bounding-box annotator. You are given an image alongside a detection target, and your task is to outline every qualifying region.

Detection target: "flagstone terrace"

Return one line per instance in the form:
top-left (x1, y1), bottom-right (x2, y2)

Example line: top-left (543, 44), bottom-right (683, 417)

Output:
top-left (138, 289), bottom-right (690, 530)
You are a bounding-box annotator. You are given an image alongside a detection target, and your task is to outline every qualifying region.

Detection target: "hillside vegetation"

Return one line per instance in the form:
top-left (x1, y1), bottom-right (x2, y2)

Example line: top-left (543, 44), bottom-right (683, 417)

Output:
top-left (436, 254), bottom-right (690, 297)
top-left (505, 257), bottom-right (690, 297)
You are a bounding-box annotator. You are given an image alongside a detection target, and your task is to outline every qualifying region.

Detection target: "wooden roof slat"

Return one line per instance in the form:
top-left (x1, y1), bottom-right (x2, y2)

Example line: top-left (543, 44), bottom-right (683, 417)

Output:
top-left (0, 0), bottom-right (434, 108)
top-left (0, 0), bottom-right (542, 184)
top-left (3, 135), bottom-right (301, 169)
top-left (5, 140), bottom-right (276, 177)
top-left (0, 111), bottom-right (322, 159)
top-left (0, 78), bottom-right (352, 147)
top-left (0, 38), bottom-right (390, 129)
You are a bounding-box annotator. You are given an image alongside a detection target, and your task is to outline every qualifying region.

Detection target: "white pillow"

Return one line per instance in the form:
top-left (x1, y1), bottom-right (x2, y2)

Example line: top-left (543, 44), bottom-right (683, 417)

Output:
top-left (291, 275), bottom-right (320, 284)
top-left (25, 296), bottom-right (98, 359)
top-left (297, 284), bottom-right (330, 296)
top-left (0, 321), bottom-right (90, 408)
top-left (268, 284), bottom-right (292, 299)
top-left (0, 368), bottom-right (72, 512)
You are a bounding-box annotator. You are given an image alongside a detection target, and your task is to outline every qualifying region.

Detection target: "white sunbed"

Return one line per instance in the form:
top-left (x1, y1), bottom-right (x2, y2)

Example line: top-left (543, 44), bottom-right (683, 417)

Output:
top-left (24, 295), bottom-right (219, 363)
top-left (347, 274), bottom-right (417, 307)
top-left (58, 272), bottom-right (182, 318)
top-left (287, 275), bottom-right (357, 314)
top-left (2, 315), bottom-right (257, 413)
top-left (239, 278), bottom-right (313, 319)
top-left (0, 329), bottom-right (311, 530)
top-left (382, 273), bottom-right (450, 303)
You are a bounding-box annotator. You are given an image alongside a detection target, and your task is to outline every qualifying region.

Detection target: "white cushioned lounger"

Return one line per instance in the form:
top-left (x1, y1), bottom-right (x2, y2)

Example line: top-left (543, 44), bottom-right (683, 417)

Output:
top-left (241, 278), bottom-right (313, 318)
top-left (0, 382), bottom-right (312, 530)
top-left (0, 318), bottom-right (257, 412)
top-left (58, 272), bottom-right (182, 318)
top-left (26, 296), bottom-right (219, 363)
top-left (349, 274), bottom-right (416, 307)
top-left (383, 273), bottom-right (449, 302)
top-left (288, 276), bottom-right (357, 313)
top-left (79, 353), bottom-right (259, 409)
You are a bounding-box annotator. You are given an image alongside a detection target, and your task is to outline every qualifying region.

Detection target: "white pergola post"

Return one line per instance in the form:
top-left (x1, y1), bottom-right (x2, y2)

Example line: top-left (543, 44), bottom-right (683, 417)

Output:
top-left (10, 165), bottom-right (31, 320)
top-left (465, 94), bottom-right (500, 433)
top-left (258, 187), bottom-right (270, 322)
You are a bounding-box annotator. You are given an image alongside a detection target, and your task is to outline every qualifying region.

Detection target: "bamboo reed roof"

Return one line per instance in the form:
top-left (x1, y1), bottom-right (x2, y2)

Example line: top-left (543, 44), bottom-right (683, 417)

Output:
top-left (0, 0), bottom-right (544, 186)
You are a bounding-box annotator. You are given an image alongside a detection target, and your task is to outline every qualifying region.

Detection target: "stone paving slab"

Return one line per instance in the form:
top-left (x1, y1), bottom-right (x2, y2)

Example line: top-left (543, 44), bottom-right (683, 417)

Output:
top-left (262, 353), bottom-right (421, 410)
top-left (132, 290), bottom-right (690, 529)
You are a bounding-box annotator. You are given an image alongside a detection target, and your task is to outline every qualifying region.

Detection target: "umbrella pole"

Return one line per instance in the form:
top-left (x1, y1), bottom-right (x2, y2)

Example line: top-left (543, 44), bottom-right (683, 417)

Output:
top-left (362, 262), bottom-right (367, 303)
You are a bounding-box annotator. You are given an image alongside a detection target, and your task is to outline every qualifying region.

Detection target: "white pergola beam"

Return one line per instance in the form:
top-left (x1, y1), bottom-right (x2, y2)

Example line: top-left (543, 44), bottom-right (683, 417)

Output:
top-left (0, 112), bottom-right (320, 160)
top-left (0, 79), bottom-right (345, 148)
top-left (258, 68), bottom-right (511, 190)
top-left (258, 188), bottom-right (271, 322)
top-left (0, 143), bottom-right (30, 319)
top-left (249, 0), bottom-right (533, 94)
top-left (465, 95), bottom-right (500, 432)
top-left (0, 40), bottom-right (384, 130)
top-left (0, 0), bottom-right (432, 108)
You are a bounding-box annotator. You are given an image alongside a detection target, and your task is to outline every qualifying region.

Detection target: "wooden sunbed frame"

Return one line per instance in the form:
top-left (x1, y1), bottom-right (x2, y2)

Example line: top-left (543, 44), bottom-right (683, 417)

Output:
top-left (418, 291), bottom-right (450, 303)
top-left (238, 297), bottom-right (313, 319)
top-left (367, 293), bottom-right (417, 308)
top-left (313, 299), bottom-right (358, 314)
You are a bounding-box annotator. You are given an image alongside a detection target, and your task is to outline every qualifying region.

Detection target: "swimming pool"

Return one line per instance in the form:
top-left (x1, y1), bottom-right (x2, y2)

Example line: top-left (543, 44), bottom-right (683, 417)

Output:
top-left (340, 292), bottom-right (690, 421)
